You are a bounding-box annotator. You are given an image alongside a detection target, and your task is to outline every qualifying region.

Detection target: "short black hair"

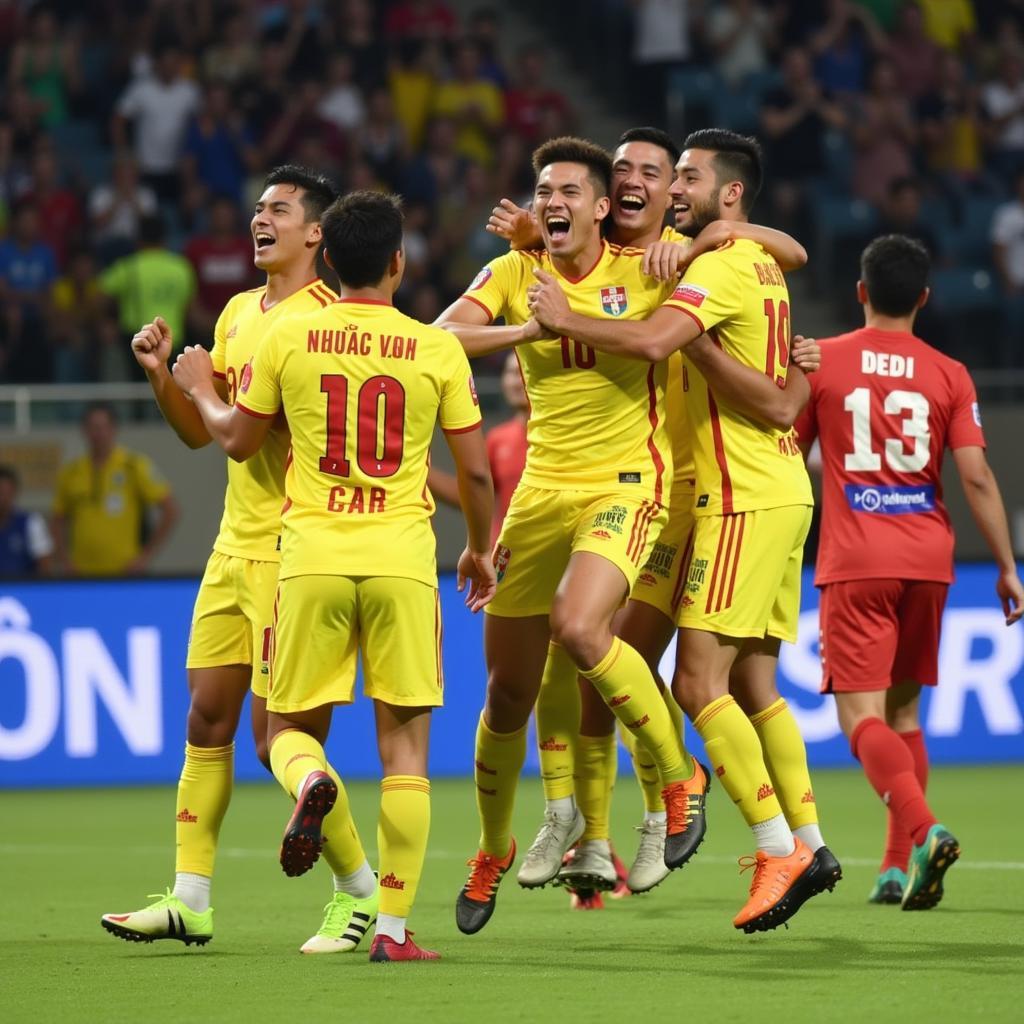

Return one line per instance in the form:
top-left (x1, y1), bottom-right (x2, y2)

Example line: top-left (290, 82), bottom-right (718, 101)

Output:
top-left (617, 127), bottom-right (680, 171)
top-left (860, 234), bottom-right (931, 316)
top-left (321, 190), bottom-right (404, 288)
top-left (0, 464), bottom-right (19, 488)
top-left (82, 400), bottom-right (118, 425)
top-left (532, 136), bottom-right (612, 199)
top-left (138, 212), bottom-right (165, 246)
top-left (262, 164), bottom-right (338, 222)
top-left (682, 129), bottom-right (763, 212)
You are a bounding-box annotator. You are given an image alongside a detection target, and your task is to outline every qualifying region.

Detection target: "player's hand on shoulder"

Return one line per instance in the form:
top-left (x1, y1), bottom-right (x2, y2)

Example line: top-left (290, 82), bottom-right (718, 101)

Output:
top-left (997, 570), bottom-right (1024, 626)
top-left (171, 345), bottom-right (215, 395)
top-left (527, 269), bottom-right (571, 333)
top-left (791, 335), bottom-right (821, 373)
top-left (131, 316), bottom-right (173, 372)
top-left (642, 241), bottom-right (689, 281)
top-left (457, 547), bottom-right (498, 612)
top-left (486, 198), bottom-right (540, 250)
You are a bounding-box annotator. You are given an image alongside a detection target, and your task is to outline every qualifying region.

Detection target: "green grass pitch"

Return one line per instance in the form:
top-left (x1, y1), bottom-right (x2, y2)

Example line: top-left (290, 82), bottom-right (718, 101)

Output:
top-left (2, 766), bottom-right (1022, 1023)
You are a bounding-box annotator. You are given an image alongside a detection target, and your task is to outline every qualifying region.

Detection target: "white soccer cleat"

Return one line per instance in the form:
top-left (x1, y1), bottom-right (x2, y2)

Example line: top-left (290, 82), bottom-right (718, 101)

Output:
top-left (627, 819), bottom-right (671, 893)
top-left (558, 839), bottom-right (618, 892)
top-left (516, 808), bottom-right (585, 888)
top-left (101, 890), bottom-right (213, 946)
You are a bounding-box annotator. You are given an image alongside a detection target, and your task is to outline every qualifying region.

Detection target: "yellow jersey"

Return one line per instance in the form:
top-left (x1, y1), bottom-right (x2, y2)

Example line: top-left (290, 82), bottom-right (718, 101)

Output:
top-left (52, 445), bottom-right (170, 575)
top-left (663, 237), bottom-right (812, 516)
top-left (237, 297), bottom-right (482, 586)
top-left (465, 242), bottom-right (674, 505)
top-left (210, 279), bottom-right (338, 561)
top-left (661, 227), bottom-right (697, 490)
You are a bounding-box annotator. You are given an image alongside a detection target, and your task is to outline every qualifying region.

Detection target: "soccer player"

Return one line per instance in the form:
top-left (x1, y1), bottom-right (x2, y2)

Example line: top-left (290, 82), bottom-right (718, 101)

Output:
top-left (100, 166), bottom-right (357, 952)
top-left (171, 189), bottom-right (495, 962)
top-left (794, 234), bottom-right (1024, 910)
top-left (528, 129), bottom-right (840, 933)
top-left (489, 127), bottom-right (818, 901)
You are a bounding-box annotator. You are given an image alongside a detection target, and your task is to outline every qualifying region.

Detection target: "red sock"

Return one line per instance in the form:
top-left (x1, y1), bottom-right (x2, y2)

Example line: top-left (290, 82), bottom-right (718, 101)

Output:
top-left (850, 718), bottom-right (936, 848)
top-left (880, 728), bottom-right (930, 873)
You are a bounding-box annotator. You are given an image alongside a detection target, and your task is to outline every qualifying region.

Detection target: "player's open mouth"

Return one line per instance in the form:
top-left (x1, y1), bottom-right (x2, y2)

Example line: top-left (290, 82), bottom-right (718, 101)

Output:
top-left (545, 216), bottom-right (570, 241)
top-left (673, 202), bottom-right (690, 215)
top-left (254, 233), bottom-right (276, 249)
top-left (618, 194), bottom-right (646, 213)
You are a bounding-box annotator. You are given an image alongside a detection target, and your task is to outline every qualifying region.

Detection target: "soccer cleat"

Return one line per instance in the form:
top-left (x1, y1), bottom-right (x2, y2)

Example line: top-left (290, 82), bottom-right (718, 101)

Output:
top-left (456, 840), bottom-right (516, 935)
top-left (609, 845), bottom-right (631, 899)
top-left (902, 825), bottom-right (960, 911)
top-left (279, 770), bottom-right (338, 878)
top-left (300, 885), bottom-right (379, 954)
top-left (516, 807), bottom-right (585, 888)
top-left (662, 760), bottom-right (710, 870)
top-left (733, 836), bottom-right (821, 933)
top-left (369, 931), bottom-right (440, 962)
top-left (868, 867), bottom-right (906, 905)
top-left (627, 818), bottom-right (670, 893)
top-left (101, 890), bottom-right (213, 946)
top-left (569, 886), bottom-right (606, 910)
top-left (557, 839), bottom-right (618, 892)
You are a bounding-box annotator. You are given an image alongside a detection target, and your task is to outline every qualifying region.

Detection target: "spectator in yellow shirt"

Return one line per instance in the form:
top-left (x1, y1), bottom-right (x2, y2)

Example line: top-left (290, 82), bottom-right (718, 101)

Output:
top-left (432, 41), bottom-right (503, 166)
top-left (52, 401), bottom-right (179, 575)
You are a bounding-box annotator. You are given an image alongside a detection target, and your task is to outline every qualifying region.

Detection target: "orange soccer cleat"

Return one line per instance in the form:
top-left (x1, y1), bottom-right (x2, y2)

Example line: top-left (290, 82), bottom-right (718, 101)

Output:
top-left (733, 836), bottom-right (824, 933)
top-left (455, 840), bottom-right (516, 935)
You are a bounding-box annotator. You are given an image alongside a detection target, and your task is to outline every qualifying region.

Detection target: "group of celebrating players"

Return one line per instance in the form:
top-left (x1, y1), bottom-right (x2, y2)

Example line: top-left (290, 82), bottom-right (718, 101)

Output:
top-left (99, 119), bottom-right (1023, 962)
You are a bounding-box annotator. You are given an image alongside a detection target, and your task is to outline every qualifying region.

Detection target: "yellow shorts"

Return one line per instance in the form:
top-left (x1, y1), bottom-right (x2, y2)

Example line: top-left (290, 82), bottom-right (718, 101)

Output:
top-left (630, 485), bottom-right (696, 621)
top-left (187, 550), bottom-right (279, 697)
top-left (676, 505), bottom-right (811, 643)
top-left (268, 574), bottom-right (443, 714)
top-left (487, 484), bottom-right (668, 618)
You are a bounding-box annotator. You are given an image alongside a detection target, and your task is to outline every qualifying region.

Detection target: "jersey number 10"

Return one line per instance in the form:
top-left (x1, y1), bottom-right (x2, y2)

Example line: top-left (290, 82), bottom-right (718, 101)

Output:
top-left (844, 387), bottom-right (931, 472)
top-left (319, 373), bottom-right (406, 478)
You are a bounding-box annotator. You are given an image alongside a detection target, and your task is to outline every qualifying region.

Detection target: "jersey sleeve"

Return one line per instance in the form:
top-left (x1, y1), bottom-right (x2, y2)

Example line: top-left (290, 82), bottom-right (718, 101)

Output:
top-left (661, 250), bottom-right (741, 334)
top-left (460, 251), bottom-right (522, 322)
top-left (133, 453), bottom-right (172, 504)
top-left (210, 299), bottom-right (232, 378)
top-left (236, 327), bottom-right (282, 418)
top-left (947, 363), bottom-right (986, 450)
top-left (438, 332), bottom-right (484, 434)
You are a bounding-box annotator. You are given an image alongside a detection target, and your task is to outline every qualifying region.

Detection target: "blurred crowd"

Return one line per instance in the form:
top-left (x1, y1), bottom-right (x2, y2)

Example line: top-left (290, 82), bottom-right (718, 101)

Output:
top-left (1, 0), bottom-right (1022, 389)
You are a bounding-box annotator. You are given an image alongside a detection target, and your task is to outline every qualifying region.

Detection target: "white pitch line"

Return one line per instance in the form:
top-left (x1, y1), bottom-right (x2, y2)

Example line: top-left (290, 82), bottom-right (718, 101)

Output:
top-left (1, 844), bottom-right (1022, 871)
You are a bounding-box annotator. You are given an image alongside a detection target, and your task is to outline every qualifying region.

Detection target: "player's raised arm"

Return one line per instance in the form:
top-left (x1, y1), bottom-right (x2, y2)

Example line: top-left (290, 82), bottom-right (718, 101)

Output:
top-left (172, 346), bottom-right (272, 461)
top-left (528, 268), bottom-right (690, 361)
top-left (435, 295), bottom-right (540, 358)
top-left (131, 316), bottom-right (225, 449)
top-left (952, 445), bottom-right (1024, 625)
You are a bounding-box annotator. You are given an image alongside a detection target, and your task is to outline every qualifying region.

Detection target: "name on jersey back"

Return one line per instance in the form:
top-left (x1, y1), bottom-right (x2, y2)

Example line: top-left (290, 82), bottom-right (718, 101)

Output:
top-left (307, 327), bottom-right (418, 360)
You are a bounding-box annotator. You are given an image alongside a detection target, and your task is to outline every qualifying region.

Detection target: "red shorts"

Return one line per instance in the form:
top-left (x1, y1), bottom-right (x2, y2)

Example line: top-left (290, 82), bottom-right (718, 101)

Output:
top-left (818, 579), bottom-right (948, 693)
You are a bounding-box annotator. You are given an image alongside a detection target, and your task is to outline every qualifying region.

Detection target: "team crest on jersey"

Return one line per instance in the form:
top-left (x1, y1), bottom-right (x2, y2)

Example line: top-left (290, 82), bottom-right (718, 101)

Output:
top-left (239, 359), bottom-right (253, 393)
top-left (469, 374), bottom-right (479, 406)
top-left (469, 267), bottom-right (492, 291)
top-left (494, 544), bottom-right (512, 582)
top-left (599, 286), bottom-right (628, 316)
top-left (672, 283), bottom-right (708, 307)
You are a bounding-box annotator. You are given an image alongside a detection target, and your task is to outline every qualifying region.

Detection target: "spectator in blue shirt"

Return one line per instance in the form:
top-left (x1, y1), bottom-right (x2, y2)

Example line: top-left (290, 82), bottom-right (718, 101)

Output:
top-left (0, 465), bottom-right (53, 577)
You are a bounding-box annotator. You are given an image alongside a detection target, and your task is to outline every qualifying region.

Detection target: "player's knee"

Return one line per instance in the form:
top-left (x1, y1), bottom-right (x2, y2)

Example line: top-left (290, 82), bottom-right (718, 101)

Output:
top-left (253, 735), bottom-right (271, 772)
top-left (549, 611), bottom-right (604, 670)
top-left (483, 675), bottom-right (533, 732)
top-left (186, 699), bottom-right (235, 747)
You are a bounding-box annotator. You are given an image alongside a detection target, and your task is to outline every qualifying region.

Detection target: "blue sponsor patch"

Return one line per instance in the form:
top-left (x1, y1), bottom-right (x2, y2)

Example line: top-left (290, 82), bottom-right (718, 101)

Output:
top-left (845, 484), bottom-right (936, 514)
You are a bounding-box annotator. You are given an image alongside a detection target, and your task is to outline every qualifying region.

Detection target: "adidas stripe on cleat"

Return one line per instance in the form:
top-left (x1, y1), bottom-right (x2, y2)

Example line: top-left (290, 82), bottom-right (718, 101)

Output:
top-left (300, 884), bottom-right (379, 954)
top-left (279, 770), bottom-right (338, 878)
top-left (101, 890), bottom-right (213, 946)
top-left (662, 760), bottom-right (710, 870)
top-left (456, 840), bottom-right (515, 935)
top-left (902, 825), bottom-right (960, 911)
top-left (369, 932), bottom-right (440, 962)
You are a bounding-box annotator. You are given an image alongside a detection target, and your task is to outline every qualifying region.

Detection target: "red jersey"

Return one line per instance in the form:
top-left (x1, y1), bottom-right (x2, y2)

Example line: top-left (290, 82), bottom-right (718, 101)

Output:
top-left (485, 416), bottom-right (527, 544)
top-left (795, 326), bottom-right (985, 585)
top-left (185, 235), bottom-right (256, 314)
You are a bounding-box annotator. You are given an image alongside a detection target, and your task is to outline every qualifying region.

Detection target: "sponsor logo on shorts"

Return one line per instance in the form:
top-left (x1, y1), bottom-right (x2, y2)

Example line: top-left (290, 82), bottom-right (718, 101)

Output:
top-left (538, 736), bottom-right (568, 752)
top-left (591, 529), bottom-right (612, 540)
top-left (801, 789), bottom-right (815, 804)
top-left (637, 571), bottom-right (658, 586)
top-left (756, 783), bottom-right (775, 802)
top-left (644, 542), bottom-right (676, 579)
top-left (600, 285), bottom-right (628, 316)
top-left (609, 694), bottom-right (631, 708)
top-left (475, 759), bottom-right (496, 776)
top-left (380, 873), bottom-right (406, 891)
top-left (686, 557), bottom-right (708, 594)
top-left (494, 544), bottom-right (512, 582)
top-left (618, 471), bottom-right (641, 484)
top-left (680, 595), bottom-right (695, 608)
top-left (176, 808), bottom-right (198, 823)
top-left (626, 714), bottom-right (650, 729)
top-left (671, 283), bottom-right (709, 307)
top-left (845, 484), bottom-right (936, 515)
top-left (592, 505), bottom-right (628, 535)
top-left (696, 494), bottom-right (709, 508)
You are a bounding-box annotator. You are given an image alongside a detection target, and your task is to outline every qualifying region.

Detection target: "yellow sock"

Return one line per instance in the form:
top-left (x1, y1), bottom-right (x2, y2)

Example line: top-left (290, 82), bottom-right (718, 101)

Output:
top-left (535, 642), bottom-right (580, 801)
top-left (750, 698), bottom-right (818, 829)
top-left (583, 638), bottom-right (689, 783)
top-left (694, 696), bottom-right (782, 825)
top-left (319, 763), bottom-right (368, 878)
top-left (623, 683), bottom-right (691, 811)
top-left (575, 733), bottom-right (616, 840)
top-left (269, 728), bottom-right (326, 797)
top-left (475, 715), bottom-right (527, 856)
top-left (378, 775), bottom-right (431, 918)
top-left (174, 742), bottom-right (233, 876)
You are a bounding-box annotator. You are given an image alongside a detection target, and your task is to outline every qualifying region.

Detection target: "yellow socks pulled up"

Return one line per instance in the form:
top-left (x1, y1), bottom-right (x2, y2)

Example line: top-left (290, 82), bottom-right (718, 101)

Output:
top-left (622, 684), bottom-right (690, 811)
top-left (269, 728), bottom-right (325, 796)
top-left (378, 775), bottom-right (431, 918)
top-left (694, 695), bottom-right (782, 826)
top-left (535, 642), bottom-right (580, 802)
top-left (583, 638), bottom-right (690, 784)
top-left (750, 698), bottom-right (819, 830)
top-left (475, 715), bottom-right (527, 856)
top-left (575, 733), bottom-right (617, 841)
top-left (174, 742), bottom-right (233, 877)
